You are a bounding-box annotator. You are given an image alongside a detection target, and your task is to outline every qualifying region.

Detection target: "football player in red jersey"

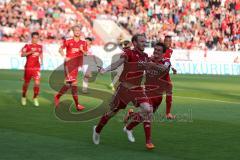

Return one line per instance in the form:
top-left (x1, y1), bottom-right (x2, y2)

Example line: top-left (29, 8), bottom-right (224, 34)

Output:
top-left (124, 42), bottom-right (172, 131)
top-left (54, 25), bottom-right (88, 111)
top-left (92, 34), bottom-right (166, 149)
top-left (163, 36), bottom-right (177, 119)
top-left (21, 32), bottom-right (43, 106)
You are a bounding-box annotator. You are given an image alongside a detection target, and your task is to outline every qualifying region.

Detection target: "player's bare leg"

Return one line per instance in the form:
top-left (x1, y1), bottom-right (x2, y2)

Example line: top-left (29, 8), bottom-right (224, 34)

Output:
top-left (21, 81), bottom-right (29, 106)
top-left (33, 79), bottom-right (40, 106)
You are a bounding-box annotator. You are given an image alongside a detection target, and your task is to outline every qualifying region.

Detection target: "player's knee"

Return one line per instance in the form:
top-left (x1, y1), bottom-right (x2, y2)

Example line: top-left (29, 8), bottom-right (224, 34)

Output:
top-left (71, 82), bottom-right (78, 86)
top-left (34, 81), bottom-right (40, 86)
top-left (139, 102), bottom-right (153, 113)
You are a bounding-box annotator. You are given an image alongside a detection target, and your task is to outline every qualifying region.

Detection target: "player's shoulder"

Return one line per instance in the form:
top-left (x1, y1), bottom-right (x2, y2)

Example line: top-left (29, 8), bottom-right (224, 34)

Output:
top-left (121, 48), bottom-right (132, 55)
top-left (79, 39), bottom-right (87, 44)
top-left (64, 38), bottom-right (74, 43)
top-left (23, 43), bottom-right (30, 47)
top-left (166, 48), bottom-right (173, 53)
top-left (36, 43), bottom-right (43, 48)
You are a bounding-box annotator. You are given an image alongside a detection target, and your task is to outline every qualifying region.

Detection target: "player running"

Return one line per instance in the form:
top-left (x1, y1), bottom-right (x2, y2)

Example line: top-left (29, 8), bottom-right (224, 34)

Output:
top-left (163, 36), bottom-right (177, 119)
top-left (92, 34), bottom-right (164, 149)
top-left (21, 32), bottom-right (43, 107)
top-left (123, 42), bottom-right (172, 141)
top-left (54, 25), bottom-right (88, 111)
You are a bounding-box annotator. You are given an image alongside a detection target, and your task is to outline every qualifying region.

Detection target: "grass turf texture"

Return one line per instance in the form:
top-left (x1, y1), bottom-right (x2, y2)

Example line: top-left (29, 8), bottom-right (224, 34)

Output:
top-left (0, 69), bottom-right (240, 160)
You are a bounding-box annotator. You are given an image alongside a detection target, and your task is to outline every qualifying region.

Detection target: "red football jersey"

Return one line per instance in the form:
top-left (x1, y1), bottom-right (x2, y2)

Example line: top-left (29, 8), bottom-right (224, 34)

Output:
top-left (164, 48), bottom-right (173, 59)
top-left (21, 43), bottom-right (43, 69)
top-left (119, 49), bottom-right (149, 85)
top-left (145, 56), bottom-right (171, 86)
top-left (61, 38), bottom-right (88, 58)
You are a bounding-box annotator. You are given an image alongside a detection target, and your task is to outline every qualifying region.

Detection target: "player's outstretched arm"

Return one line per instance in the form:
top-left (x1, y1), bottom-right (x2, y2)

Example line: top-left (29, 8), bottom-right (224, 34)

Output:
top-left (172, 67), bottom-right (177, 74)
top-left (59, 47), bottom-right (65, 57)
top-left (99, 57), bottom-right (125, 74)
top-left (40, 52), bottom-right (43, 65)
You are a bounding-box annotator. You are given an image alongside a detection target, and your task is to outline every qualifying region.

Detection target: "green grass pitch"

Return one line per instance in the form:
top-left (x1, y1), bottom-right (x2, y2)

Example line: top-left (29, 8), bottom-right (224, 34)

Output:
top-left (0, 69), bottom-right (240, 160)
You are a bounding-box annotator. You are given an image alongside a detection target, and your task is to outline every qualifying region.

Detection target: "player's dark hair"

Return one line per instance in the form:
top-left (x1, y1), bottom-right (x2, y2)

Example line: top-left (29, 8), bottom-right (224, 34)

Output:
top-left (85, 37), bottom-right (94, 41)
top-left (165, 35), bottom-right (172, 39)
top-left (31, 32), bottom-right (39, 37)
top-left (131, 34), bottom-right (145, 43)
top-left (155, 42), bottom-right (167, 53)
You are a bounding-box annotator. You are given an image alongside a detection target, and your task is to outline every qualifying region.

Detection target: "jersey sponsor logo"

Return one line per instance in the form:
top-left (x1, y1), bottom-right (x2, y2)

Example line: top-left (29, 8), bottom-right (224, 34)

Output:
top-left (72, 48), bottom-right (80, 53)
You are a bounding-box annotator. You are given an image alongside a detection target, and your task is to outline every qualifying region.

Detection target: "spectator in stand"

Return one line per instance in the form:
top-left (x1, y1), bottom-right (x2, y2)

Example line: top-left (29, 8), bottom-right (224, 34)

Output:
top-left (0, 0), bottom-right (94, 43)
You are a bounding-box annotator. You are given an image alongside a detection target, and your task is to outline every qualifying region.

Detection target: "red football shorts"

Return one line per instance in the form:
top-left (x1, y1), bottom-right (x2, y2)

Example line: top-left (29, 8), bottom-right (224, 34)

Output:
top-left (24, 68), bottom-right (40, 82)
top-left (109, 83), bottom-right (150, 111)
top-left (64, 58), bottom-right (83, 83)
top-left (145, 80), bottom-right (173, 110)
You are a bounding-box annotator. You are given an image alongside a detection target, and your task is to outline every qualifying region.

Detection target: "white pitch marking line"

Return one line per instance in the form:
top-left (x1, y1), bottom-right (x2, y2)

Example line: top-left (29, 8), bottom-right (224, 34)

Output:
top-left (174, 96), bottom-right (240, 105)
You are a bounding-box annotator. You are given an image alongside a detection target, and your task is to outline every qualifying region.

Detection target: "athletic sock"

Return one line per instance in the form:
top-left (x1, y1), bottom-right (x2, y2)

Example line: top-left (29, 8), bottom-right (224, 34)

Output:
top-left (33, 86), bottom-right (40, 98)
top-left (56, 84), bottom-right (70, 98)
top-left (22, 82), bottom-right (29, 97)
top-left (95, 114), bottom-right (111, 133)
top-left (143, 122), bottom-right (151, 144)
top-left (71, 85), bottom-right (78, 106)
top-left (126, 112), bottom-right (142, 130)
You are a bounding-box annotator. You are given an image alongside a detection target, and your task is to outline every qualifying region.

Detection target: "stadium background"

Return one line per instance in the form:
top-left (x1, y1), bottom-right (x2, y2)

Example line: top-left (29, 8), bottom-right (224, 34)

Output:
top-left (0, 0), bottom-right (240, 160)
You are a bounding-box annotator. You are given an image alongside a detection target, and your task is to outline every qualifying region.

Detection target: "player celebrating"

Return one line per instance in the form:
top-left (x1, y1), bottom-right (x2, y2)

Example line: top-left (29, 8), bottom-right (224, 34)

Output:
top-left (92, 34), bottom-right (161, 149)
top-left (54, 25), bottom-right (88, 111)
top-left (21, 32), bottom-right (43, 107)
top-left (163, 36), bottom-right (177, 119)
top-left (124, 42), bottom-right (171, 132)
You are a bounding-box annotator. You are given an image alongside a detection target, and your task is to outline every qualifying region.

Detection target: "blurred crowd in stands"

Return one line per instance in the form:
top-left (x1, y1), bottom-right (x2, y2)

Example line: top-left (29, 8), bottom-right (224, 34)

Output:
top-left (0, 0), bottom-right (239, 51)
top-left (0, 0), bottom-right (93, 43)
top-left (72, 0), bottom-right (240, 51)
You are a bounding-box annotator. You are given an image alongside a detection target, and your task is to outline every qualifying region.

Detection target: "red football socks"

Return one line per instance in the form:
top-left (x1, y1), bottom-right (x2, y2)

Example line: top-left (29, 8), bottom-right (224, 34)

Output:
top-left (56, 84), bottom-right (70, 98)
top-left (22, 82), bottom-right (29, 97)
top-left (126, 112), bottom-right (142, 130)
top-left (143, 122), bottom-right (152, 144)
top-left (71, 85), bottom-right (78, 106)
top-left (33, 86), bottom-right (40, 98)
top-left (96, 114), bottom-right (110, 133)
